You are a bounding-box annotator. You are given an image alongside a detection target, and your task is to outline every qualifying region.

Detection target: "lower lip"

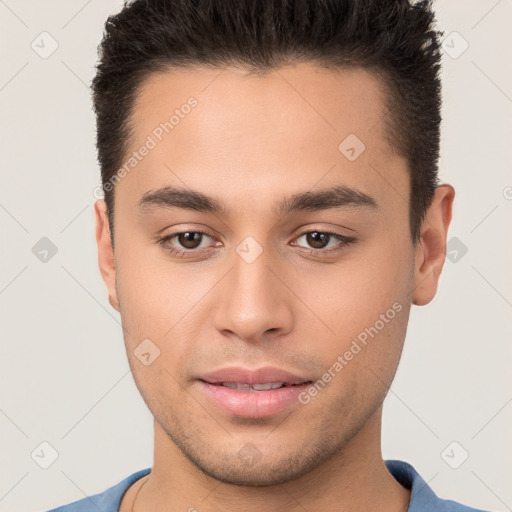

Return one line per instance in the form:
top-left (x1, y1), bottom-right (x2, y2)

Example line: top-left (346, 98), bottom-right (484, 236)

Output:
top-left (198, 381), bottom-right (311, 418)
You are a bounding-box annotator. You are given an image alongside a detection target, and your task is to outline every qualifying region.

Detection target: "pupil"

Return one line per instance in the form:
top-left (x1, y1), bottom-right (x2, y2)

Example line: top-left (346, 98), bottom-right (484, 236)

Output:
top-left (307, 232), bottom-right (328, 249)
top-left (179, 232), bottom-right (201, 249)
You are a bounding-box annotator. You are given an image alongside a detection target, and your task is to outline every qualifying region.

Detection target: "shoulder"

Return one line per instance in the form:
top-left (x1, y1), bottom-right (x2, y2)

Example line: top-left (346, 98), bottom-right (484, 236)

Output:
top-left (385, 460), bottom-right (494, 512)
top-left (41, 467), bottom-right (152, 512)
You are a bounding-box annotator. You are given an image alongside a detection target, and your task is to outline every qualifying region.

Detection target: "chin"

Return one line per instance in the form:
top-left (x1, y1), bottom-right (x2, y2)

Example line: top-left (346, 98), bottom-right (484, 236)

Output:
top-left (181, 441), bottom-right (332, 487)
top-left (194, 459), bottom-right (310, 487)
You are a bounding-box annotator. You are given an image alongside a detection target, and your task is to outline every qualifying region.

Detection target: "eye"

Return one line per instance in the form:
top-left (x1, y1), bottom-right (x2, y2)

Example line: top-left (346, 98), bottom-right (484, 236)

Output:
top-left (157, 231), bottom-right (218, 257)
top-left (292, 230), bottom-right (356, 254)
top-left (157, 229), bottom-right (356, 258)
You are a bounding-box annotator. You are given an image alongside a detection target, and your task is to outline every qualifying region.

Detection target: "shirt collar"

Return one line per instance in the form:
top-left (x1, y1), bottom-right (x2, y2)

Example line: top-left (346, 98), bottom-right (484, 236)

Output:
top-left (385, 459), bottom-right (442, 510)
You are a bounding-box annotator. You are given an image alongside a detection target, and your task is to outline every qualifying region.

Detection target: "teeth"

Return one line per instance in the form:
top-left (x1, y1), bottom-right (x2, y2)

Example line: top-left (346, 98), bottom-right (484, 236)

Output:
top-left (221, 382), bottom-right (285, 391)
top-left (222, 382), bottom-right (251, 390)
top-left (252, 382), bottom-right (284, 390)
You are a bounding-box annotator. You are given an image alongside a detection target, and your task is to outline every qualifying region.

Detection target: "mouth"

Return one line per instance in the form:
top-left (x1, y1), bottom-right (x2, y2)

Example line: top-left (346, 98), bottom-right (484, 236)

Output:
top-left (204, 381), bottom-right (311, 391)
top-left (196, 366), bottom-right (313, 418)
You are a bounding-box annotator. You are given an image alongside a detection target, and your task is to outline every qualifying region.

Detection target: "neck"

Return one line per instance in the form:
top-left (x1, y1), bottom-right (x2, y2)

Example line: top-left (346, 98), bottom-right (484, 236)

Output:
top-left (129, 407), bottom-right (410, 512)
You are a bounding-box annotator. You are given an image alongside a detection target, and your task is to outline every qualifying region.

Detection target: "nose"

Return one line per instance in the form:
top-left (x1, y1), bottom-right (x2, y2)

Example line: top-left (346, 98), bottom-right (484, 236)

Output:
top-left (212, 244), bottom-right (294, 344)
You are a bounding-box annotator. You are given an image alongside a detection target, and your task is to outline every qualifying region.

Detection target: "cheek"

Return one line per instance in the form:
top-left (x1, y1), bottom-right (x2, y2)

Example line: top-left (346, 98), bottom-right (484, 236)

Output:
top-left (302, 242), bottom-right (412, 334)
top-left (115, 243), bottom-right (197, 332)
top-left (114, 251), bottom-right (209, 382)
top-left (295, 237), bottom-right (413, 374)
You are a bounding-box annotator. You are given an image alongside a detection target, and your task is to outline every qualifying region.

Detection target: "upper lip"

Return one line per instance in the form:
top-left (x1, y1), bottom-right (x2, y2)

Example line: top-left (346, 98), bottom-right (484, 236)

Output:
top-left (199, 366), bottom-right (311, 385)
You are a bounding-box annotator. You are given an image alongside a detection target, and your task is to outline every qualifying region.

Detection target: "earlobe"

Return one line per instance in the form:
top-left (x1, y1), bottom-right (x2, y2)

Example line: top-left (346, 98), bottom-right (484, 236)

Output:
top-left (94, 200), bottom-right (120, 312)
top-left (412, 184), bottom-right (455, 306)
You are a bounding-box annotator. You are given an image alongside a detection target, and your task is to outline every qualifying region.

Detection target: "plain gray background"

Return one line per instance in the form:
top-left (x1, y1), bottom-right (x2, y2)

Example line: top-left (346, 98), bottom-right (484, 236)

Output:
top-left (1, 1), bottom-right (511, 511)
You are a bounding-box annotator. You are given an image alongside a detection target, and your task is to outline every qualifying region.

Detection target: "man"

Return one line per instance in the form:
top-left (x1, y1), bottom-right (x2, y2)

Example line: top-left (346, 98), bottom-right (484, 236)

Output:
top-left (46, 0), bottom-right (491, 511)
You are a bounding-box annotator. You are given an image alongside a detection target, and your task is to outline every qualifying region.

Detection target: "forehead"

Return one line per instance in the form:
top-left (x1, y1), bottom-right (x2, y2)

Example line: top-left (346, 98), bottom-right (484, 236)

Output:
top-left (119, 63), bottom-right (407, 213)
top-left (131, 63), bottom-right (390, 148)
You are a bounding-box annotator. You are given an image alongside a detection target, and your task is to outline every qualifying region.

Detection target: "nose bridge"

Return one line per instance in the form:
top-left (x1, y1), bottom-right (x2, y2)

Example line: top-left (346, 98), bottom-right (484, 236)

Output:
top-left (213, 237), bottom-right (293, 341)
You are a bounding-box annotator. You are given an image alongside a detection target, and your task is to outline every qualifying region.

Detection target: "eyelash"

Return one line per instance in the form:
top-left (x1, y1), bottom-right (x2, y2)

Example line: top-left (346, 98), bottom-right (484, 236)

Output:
top-left (157, 229), bottom-right (356, 258)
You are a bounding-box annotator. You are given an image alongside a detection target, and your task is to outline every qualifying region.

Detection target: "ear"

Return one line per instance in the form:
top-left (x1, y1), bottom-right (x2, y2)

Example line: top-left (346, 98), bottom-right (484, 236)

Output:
top-left (94, 200), bottom-right (120, 312)
top-left (412, 184), bottom-right (455, 306)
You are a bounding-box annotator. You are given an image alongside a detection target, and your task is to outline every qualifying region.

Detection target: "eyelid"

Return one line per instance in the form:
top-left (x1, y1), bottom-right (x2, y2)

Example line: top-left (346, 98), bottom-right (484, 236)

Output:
top-left (158, 230), bottom-right (218, 247)
top-left (157, 226), bottom-right (356, 258)
top-left (291, 230), bottom-right (355, 253)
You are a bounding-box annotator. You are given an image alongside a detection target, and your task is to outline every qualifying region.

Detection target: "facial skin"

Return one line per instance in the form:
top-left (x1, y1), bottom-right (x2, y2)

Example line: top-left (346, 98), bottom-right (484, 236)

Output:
top-left (95, 63), bottom-right (454, 511)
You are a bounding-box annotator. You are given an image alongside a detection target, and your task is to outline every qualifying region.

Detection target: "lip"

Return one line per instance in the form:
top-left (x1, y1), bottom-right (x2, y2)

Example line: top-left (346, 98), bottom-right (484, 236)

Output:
top-left (200, 366), bottom-right (310, 386)
top-left (197, 366), bottom-right (312, 418)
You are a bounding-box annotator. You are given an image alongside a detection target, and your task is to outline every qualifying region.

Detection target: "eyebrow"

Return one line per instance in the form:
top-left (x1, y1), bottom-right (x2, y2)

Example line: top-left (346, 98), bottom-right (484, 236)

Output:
top-left (138, 184), bottom-right (379, 217)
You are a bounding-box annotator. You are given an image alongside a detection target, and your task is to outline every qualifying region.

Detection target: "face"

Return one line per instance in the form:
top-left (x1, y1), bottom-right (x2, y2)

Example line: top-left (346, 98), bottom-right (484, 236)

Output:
top-left (95, 63), bottom-right (453, 486)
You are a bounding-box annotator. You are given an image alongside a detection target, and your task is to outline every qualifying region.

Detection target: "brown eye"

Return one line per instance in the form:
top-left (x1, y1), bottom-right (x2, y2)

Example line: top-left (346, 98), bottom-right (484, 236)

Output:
top-left (293, 230), bottom-right (356, 255)
top-left (305, 232), bottom-right (330, 249)
top-left (157, 231), bottom-right (216, 257)
top-left (177, 232), bottom-right (203, 249)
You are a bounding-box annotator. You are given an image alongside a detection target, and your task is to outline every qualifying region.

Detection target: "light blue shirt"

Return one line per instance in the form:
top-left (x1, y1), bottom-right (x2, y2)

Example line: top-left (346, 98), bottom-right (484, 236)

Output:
top-left (43, 460), bottom-right (492, 511)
